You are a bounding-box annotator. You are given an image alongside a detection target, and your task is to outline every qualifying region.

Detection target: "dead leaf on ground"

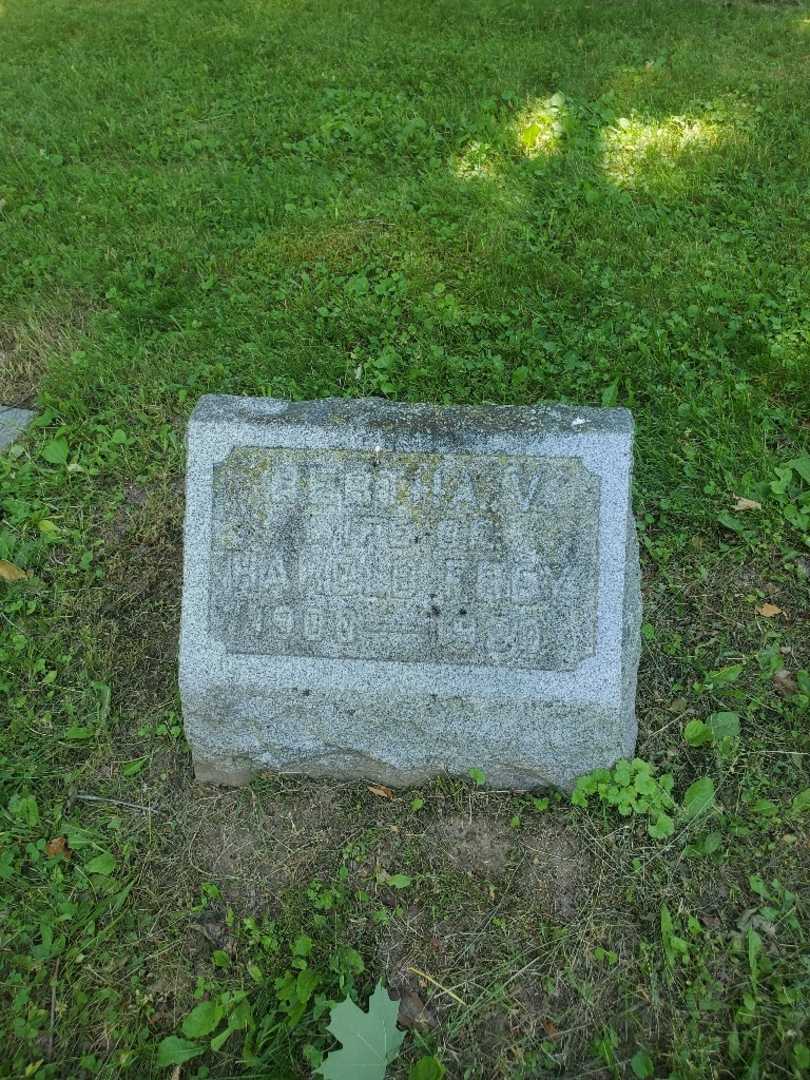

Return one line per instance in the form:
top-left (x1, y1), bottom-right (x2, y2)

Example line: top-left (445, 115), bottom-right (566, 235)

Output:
top-left (773, 669), bottom-right (799, 697)
top-left (0, 559), bottom-right (28, 583)
top-left (732, 496), bottom-right (762, 512)
top-left (543, 1017), bottom-right (560, 1040)
top-left (395, 988), bottom-right (437, 1030)
top-left (368, 784), bottom-right (395, 799)
top-left (756, 603), bottom-right (783, 618)
top-left (46, 836), bottom-right (71, 859)
top-left (170, 1068), bottom-right (182, 1080)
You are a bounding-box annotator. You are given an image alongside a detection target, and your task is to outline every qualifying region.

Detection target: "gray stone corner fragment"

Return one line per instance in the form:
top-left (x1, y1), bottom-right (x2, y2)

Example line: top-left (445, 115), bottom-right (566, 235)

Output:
top-left (0, 406), bottom-right (36, 451)
top-left (180, 394), bottom-right (642, 792)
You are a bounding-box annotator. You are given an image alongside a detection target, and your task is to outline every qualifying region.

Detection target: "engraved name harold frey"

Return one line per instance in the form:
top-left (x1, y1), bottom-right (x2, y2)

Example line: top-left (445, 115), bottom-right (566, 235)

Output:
top-left (209, 447), bottom-right (600, 670)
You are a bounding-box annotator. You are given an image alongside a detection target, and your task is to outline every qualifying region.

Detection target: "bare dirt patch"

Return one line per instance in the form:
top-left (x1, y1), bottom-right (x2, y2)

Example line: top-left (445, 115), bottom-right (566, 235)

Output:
top-left (98, 474), bottom-right (185, 718)
top-left (429, 812), bottom-right (513, 878)
top-left (518, 816), bottom-right (594, 922)
top-left (172, 783), bottom-right (351, 911)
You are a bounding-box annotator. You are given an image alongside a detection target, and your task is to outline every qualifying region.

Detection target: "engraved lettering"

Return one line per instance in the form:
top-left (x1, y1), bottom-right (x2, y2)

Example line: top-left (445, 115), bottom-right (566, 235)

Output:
top-left (440, 615), bottom-right (476, 649)
top-left (477, 561), bottom-right (505, 601)
top-left (450, 475), bottom-right (477, 509)
top-left (505, 466), bottom-right (544, 511)
top-left (270, 464), bottom-right (299, 502)
top-left (210, 447), bottom-right (600, 670)
top-left (375, 468), bottom-right (401, 507)
top-left (271, 606), bottom-right (294, 634)
top-left (344, 471), bottom-right (372, 506)
top-left (262, 553), bottom-right (289, 589)
top-left (303, 606), bottom-right (325, 640)
top-left (335, 610), bottom-right (354, 642)
top-left (445, 559), bottom-right (465, 591)
top-left (392, 557), bottom-right (418, 596)
top-left (512, 562), bottom-right (546, 604)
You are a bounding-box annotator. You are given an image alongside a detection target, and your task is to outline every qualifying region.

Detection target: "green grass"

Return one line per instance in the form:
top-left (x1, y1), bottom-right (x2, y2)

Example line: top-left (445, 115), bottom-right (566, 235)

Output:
top-left (1, 0), bottom-right (809, 1076)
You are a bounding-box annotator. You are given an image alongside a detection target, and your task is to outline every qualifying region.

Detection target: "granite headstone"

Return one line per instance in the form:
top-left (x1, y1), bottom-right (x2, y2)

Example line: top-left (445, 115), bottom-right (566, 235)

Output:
top-left (180, 395), bottom-right (641, 790)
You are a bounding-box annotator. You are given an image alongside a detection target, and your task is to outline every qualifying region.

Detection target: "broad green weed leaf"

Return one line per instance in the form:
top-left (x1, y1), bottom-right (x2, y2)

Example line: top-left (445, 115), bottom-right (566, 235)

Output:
top-left (702, 831), bottom-right (722, 855)
top-left (717, 511), bottom-right (747, 534)
top-left (157, 1035), bottom-right (205, 1067)
top-left (385, 873), bottom-right (412, 890)
top-left (684, 720), bottom-right (712, 747)
top-left (630, 1049), bottom-right (654, 1078)
top-left (181, 1000), bottom-right (223, 1038)
top-left (613, 758), bottom-right (632, 785)
top-left (41, 438), bottom-right (69, 465)
top-left (787, 454), bottom-right (810, 484)
top-left (293, 934), bottom-right (313, 957)
top-left (317, 981), bottom-right (405, 1080)
top-left (520, 122), bottom-right (541, 148)
top-left (790, 788), bottom-right (810, 816)
top-left (648, 813), bottom-right (674, 840)
top-left (9, 794), bottom-right (39, 826)
top-left (409, 1058), bottom-right (446, 1080)
top-left (708, 712), bottom-right (740, 741)
top-left (121, 757), bottom-right (147, 776)
top-left (468, 767), bottom-right (486, 785)
top-left (85, 852), bottom-right (115, 876)
top-left (571, 779), bottom-right (590, 806)
top-left (210, 1025), bottom-right (234, 1051)
top-left (750, 798), bottom-right (778, 818)
top-left (296, 968), bottom-right (319, 1003)
top-left (229, 997), bottom-right (252, 1030)
top-left (634, 772), bottom-right (657, 796)
top-left (64, 726), bottom-right (94, 741)
top-left (682, 777), bottom-right (715, 820)
top-left (749, 874), bottom-right (768, 897)
top-left (706, 664), bottom-right (743, 686)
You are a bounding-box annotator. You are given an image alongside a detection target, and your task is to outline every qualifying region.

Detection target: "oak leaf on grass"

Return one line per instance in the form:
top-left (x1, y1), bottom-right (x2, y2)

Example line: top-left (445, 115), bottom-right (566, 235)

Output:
top-left (316, 981), bottom-right (405, 1080)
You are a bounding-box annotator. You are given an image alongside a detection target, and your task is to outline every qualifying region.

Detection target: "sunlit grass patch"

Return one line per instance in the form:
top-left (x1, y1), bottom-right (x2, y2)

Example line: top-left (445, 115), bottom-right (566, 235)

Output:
top-left (451, 139), bottom-right (498, 180)
top-left (600, 111), bottom-right (733, 191)
top-left (514, 92), bottom-right (567, 158)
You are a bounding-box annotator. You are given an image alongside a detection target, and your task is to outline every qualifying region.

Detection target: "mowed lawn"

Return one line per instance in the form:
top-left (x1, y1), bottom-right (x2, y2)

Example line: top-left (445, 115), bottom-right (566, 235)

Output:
top-left (1, 0), bottom-right (809, 1076)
